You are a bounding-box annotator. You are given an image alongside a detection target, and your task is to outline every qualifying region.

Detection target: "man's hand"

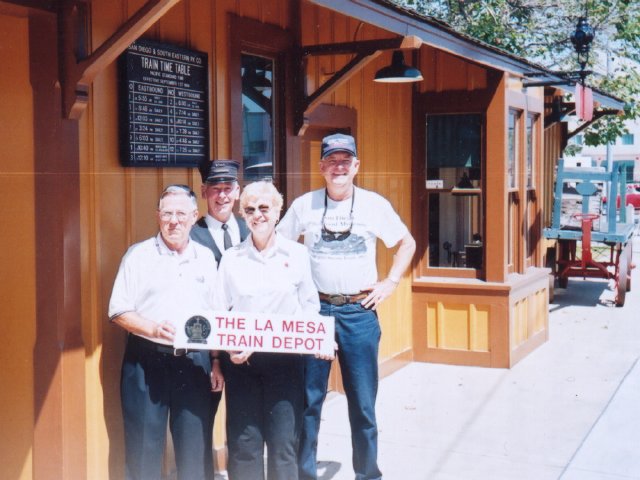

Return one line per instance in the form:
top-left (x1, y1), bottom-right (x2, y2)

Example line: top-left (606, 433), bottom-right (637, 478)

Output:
top-left (361, 278), bottom-right (398, 310)
top-left (210, 359), bottom-right (224, 392)
top-left (360, 232), bottom-right (415, 311)
top-left (154, 321), bottom-right (176, 342)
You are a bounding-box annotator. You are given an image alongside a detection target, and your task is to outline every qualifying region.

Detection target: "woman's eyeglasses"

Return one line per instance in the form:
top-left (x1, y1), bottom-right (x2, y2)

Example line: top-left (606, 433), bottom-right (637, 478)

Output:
top-left (244, 204), bottom-right (271, 216)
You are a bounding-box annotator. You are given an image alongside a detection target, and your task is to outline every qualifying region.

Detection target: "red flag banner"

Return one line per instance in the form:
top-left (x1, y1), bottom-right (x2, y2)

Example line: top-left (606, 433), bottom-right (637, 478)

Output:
top-left (575, 84), bottom-right (593, 121)
top-left (575, 84), bottom-right (583, 119)
top-left (583, 86), bottom-right (593, 121)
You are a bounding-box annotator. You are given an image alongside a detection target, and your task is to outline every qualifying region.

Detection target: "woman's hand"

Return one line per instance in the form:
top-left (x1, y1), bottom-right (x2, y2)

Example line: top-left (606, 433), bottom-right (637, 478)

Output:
top-left (229, 350), bottom-right (253, 364)
top-left (315, 341), bottom-right (338, 361)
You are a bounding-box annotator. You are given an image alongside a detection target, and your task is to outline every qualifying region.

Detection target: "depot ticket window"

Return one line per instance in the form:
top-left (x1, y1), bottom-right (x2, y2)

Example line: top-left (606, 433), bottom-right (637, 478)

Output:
top-left (425, 113), bottom-right (484, 271)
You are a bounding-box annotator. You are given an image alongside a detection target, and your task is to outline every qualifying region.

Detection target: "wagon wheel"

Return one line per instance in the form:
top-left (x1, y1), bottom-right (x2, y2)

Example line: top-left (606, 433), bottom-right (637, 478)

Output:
top-left (558, 275), bottom-right (569, 289)
top-left (546, 247), bottom-right (556, 301)
top-left (615, 244), bottom-right (629, 307)
top-left (626, 243), bottom-right (633, 292)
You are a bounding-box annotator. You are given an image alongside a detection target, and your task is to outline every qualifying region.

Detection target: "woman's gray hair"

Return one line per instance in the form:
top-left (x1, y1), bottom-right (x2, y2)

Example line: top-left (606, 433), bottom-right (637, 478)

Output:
top-left (158, 184), bottom-right (198, 209)
top-left (239, 181), bottom-right (283, 215)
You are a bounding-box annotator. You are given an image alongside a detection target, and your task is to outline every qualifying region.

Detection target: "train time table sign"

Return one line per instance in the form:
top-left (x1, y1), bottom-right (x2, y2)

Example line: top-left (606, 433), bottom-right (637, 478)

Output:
top-left (118, 39), bottom-right (209, 167)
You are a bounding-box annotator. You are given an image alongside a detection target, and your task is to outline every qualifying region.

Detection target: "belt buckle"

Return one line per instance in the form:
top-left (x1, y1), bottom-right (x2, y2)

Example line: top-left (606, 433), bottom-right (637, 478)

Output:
top-left (330, 294), bottom-right (348, 306)
top-left (173, 348), bottom-right (188, 356)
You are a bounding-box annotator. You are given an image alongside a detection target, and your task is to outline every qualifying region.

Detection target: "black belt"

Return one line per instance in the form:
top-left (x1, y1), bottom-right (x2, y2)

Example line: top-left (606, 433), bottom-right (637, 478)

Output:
top-left (318, 292), bottom-right (368, 306)
top-left (129, 334), bottom-right (193, 357)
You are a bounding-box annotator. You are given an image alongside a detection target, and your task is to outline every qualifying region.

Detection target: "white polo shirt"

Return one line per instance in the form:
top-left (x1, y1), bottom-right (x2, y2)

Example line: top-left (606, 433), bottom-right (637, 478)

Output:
top-left (216, 234), bottom-right (320, 316)
top-left (108, 234), bottom-right (219, 345)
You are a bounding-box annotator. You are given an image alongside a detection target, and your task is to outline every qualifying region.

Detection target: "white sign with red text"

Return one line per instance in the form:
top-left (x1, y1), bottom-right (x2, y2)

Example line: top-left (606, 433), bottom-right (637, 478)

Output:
top-left (173, 310), bottom-right (335, 356)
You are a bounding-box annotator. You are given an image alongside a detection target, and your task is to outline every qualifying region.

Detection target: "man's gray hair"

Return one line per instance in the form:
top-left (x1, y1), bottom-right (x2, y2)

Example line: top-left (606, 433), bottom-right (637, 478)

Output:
top-left (158, 184), bottom-right (198, 209)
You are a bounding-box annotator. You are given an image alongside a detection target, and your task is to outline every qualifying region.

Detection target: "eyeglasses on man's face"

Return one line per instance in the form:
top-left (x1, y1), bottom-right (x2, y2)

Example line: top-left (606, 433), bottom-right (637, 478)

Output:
top-left (158, 210), bottom-right (194, 222)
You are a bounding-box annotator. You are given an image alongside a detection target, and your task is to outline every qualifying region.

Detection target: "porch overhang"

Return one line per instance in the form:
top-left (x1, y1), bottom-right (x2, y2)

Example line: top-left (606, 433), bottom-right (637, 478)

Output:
top-left (309, 0), bottom-right (626, 112)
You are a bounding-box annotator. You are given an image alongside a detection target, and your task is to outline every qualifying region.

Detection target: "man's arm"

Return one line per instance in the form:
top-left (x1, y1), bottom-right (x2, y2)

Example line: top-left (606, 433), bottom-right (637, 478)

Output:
top-left (361, 232), bottom-right (416, 310)
top-left (276, 199), bottom-right (302, 240)
top-left (112, 311), bottom-right (175, 342)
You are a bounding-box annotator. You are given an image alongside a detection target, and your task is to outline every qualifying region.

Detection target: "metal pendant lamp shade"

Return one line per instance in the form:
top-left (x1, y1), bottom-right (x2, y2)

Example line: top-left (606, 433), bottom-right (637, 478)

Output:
top-left (374, 50), bottom-right (423, 83)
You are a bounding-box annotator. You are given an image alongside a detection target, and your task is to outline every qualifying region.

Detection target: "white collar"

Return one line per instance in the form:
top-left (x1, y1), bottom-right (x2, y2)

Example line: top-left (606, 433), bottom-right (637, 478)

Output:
top-left (205, 213), bottom-right (237, 230)
top-left (155, 233), bottom-right (197, 258)
top-left (243, 233), bottom-right (291, 260)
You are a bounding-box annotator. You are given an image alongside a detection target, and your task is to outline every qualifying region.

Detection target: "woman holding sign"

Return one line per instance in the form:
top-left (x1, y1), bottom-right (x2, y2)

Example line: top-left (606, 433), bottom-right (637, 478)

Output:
top-left (216, 181), bottom-right (321, 480)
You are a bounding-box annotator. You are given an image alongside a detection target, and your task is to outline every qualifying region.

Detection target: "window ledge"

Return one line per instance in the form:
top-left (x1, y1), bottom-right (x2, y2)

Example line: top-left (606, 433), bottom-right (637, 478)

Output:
top-left (451, 187), bottom-right (482, 196)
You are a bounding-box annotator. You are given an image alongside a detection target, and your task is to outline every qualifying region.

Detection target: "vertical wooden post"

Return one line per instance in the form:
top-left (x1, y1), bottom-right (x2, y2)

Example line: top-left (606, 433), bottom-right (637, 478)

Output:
top-left (30, 12), bottom-right (87, 480)
top-left (485, 72), bottom-right (508, 283)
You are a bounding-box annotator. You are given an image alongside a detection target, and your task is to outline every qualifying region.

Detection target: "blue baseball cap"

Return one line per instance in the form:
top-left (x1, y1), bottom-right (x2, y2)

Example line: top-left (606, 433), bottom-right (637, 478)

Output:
top-left (321, 133), bottom-right (357, 159)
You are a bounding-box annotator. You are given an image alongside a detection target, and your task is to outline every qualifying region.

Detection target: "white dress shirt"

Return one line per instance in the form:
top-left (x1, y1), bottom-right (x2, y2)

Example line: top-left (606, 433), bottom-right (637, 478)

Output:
top-left (216, 233), bottom-right (320, 317)
top-left (205, 213), bottom-right (241, 250)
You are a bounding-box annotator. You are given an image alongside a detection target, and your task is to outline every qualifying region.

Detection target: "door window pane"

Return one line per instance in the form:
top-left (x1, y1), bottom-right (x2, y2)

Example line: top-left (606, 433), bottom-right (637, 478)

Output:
top-left (508, 110), bottom-right (520, 189)
top-left (242, 54), bottom-right (274, 181)
top-left (526, 114), bottom-right (537, 188)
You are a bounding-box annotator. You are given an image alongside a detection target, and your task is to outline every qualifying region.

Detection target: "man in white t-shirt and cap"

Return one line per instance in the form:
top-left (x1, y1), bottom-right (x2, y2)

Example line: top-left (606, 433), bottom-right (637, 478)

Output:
top-left (278, 133), bottom-right (416, 480)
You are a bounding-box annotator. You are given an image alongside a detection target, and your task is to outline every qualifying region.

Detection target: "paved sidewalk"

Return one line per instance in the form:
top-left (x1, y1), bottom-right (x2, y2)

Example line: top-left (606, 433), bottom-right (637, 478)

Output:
top-left (315, 234), bottom-right (640, 480)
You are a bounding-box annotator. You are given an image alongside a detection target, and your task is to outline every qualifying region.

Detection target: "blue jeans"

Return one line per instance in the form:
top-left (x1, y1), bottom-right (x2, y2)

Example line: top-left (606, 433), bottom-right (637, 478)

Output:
top-left (298, 302), bottom-right (382, 480)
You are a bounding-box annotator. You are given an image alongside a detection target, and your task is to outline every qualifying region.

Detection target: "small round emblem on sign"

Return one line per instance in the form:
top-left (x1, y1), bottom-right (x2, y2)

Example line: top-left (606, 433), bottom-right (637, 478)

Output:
top-left (185, 315), bottom-right (211, 344)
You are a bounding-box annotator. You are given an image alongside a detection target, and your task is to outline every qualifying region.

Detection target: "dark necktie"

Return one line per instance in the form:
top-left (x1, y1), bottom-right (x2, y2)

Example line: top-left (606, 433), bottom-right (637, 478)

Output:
top-left (222, 223), bottom-right (232, 250)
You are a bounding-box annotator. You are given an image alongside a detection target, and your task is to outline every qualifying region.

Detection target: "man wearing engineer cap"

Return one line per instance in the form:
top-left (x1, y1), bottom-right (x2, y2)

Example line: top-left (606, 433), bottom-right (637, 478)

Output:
top-left (278, 133), bottom-right (416, 480)
top-left (191, 159), bottom-right (250, 266)
top-left (190, 159), bottom-right (250, 456)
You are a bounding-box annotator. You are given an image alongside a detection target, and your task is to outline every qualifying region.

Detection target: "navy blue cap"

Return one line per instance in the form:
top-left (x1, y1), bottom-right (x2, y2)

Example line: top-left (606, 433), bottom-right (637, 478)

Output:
top-left (321, 133), bottom-right (357, 159)
top-left (200, 159), bottom-right (240, 184)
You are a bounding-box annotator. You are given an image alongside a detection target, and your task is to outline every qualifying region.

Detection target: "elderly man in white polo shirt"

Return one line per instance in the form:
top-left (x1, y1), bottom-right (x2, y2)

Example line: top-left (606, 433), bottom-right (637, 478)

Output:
top-left (109, 184), bottom-right (220, 480)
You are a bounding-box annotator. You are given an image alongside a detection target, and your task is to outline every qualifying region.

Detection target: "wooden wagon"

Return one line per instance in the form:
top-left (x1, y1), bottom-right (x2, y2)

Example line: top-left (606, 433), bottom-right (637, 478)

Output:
top-left (544, 159), bottom-right (635, 306)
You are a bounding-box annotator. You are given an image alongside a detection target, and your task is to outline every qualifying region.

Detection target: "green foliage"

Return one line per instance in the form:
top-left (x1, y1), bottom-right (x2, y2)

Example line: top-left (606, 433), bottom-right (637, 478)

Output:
top-left (393, 0), bottom-right (640, 146)
top-left (563, 144), bottom-right (583, 157)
